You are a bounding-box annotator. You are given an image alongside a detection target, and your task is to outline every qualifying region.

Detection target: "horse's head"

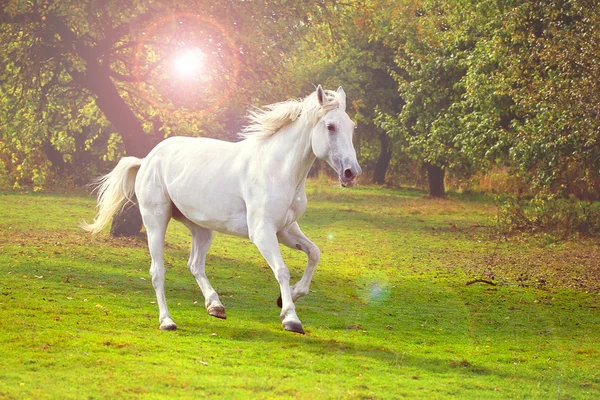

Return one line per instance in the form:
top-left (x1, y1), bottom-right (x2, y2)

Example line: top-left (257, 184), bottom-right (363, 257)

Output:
top-left (311, 85), bottom-right (362, 187)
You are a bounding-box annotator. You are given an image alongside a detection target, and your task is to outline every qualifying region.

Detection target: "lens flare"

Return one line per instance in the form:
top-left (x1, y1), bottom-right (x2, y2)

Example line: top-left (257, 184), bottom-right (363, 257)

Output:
top-left (173, 48), bottom-right (204, 79)
top-left (133, 13), bottom-right (240, 119)
top-left (358, 278), bottom-right (391, 304)
top-left (367, 281), bottom-right (390, 302)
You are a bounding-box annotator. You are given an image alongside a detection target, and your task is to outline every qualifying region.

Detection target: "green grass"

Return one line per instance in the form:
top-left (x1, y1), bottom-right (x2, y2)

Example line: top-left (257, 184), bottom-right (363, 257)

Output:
top-left (1, 181), bottom-right (599, 399)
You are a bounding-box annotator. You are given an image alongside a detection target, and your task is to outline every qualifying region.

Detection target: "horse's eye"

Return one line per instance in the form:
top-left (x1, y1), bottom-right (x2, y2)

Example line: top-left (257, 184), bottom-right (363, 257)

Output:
top-left (326, 123), bottom-right (336, 133)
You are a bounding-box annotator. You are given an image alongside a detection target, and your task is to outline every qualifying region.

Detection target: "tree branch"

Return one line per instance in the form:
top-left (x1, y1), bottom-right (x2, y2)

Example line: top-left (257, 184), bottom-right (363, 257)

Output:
top-left (96, 11), bottom-right (156, 55)
top-left (0, 11), bottom-right (42, 25)
top-left (108, 58), bottom-right (165, 82)
top-left (465, 279), bottom-right (496, 286)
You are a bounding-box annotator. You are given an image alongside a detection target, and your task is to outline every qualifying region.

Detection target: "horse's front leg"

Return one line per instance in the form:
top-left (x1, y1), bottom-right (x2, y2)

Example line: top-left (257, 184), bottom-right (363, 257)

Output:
top-left (250, 221), bottom-right (304, 334)
top-left (277, 222), bottom-right (321, 306)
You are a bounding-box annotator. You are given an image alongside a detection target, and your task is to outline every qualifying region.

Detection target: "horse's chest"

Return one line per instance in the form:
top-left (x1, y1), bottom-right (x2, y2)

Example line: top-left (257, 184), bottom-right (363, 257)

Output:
top-left (284, 194), bottom-right (307, 227)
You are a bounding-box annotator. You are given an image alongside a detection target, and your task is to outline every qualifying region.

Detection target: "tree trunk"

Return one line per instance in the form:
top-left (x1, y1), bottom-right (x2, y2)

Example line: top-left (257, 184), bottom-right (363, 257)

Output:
top-left (90, 76), bottom-right (152, 158)
top-left (6, 13), bottom-right (151, 237)
top-left (45, 14), bottom-right (153, 158)
top-left (110, 200), bottom-right (144, 237)
top-left (424, 162), bottom-right (445, 197)
top-left (74, 64), bottom-right (153, 158)
top-left (373, 132), bottom-right (392, 184)
top-left (69, 48), bottom-right (150, 236)
top-left (81, 69), bottom-right (149, 236)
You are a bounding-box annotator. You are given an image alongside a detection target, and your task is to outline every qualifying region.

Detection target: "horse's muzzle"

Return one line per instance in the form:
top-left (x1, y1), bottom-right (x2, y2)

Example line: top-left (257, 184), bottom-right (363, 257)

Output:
top-left (340, 164), bottom-right (362, 187)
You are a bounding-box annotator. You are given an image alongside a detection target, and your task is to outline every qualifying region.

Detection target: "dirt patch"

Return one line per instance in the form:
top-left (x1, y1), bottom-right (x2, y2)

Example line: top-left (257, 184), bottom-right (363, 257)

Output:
top-left (464, 238), bottom-right (600, 292)
top-left (0, 230), bottom-right (148, 248)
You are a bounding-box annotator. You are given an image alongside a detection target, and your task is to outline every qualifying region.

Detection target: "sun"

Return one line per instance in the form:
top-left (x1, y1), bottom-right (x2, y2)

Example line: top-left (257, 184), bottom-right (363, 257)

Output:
top-left (172, 48), bottom-right (205, 79)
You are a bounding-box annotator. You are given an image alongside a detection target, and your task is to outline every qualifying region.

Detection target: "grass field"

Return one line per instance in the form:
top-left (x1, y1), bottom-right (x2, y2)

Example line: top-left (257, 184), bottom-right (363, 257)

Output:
top-left (1, 181), bottom-right (599, 399)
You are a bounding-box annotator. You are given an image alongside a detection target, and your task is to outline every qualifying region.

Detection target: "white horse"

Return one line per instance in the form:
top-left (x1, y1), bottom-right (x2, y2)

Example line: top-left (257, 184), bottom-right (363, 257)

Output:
top-left (82, 85), bottom-right (361, 334)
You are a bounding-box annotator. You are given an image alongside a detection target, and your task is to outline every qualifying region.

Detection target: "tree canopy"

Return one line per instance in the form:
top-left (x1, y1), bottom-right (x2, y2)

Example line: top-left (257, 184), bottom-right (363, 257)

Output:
top-left (372, 0), bottom-right (600, 198)
top-left (2, 0), bottom-right (600, 201)
top-left (0, 0), bottom-right (318, 189)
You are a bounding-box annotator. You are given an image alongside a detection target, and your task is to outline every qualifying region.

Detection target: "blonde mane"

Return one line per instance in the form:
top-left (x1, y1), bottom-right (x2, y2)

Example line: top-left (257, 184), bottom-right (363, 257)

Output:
top-left (239, 89), bottom-right (341, 140)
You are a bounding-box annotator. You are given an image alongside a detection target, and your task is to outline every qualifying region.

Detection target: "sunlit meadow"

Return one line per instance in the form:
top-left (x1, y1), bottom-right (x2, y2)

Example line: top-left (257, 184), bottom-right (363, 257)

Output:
top-left (1, 181), bottom-right (598, 399)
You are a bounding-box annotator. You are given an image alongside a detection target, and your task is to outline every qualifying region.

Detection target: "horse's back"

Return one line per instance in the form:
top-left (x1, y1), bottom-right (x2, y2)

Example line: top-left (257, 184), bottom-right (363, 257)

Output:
top-left (142, 136), bottom-right (243, 177)
top-left (148, 136), bottom-right (239, 161)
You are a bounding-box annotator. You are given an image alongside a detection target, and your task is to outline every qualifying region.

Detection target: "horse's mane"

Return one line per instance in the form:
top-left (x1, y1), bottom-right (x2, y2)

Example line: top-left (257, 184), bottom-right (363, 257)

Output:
top-left (239, 89), bottom-right (341, 140)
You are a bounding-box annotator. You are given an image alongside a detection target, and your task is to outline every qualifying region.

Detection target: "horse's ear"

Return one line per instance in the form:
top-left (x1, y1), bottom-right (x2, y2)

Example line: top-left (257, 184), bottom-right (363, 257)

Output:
top-left (337, 86), bottom-right (346, 111)
top-left (317, 85), bottom-right (326, 106)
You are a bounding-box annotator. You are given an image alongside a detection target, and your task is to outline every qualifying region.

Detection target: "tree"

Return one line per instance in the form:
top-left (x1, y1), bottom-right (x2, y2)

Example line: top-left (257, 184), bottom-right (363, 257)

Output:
top-left (473, 0), bottom-right (600, 199)
top-left (368, 0), bottom-right (487, 196)
top-left (1, 0), bottom-right (322, 234)
top-left (279, 1), bottom-right (403, 185)
top-left (423, 0), bottom-right (600, 200)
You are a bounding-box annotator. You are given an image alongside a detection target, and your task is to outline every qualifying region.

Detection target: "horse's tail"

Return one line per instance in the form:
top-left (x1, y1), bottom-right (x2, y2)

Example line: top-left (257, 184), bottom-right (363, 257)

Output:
top-left (81, 156), bottom-right (143, 234)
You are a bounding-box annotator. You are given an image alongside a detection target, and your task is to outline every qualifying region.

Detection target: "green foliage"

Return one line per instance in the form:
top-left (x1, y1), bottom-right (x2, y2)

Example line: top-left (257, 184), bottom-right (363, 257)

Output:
top-left (280, 2), bottom-right (403, 180)
top-left (0, 0), bottom-right (322, 189)
top-left (459, 0), bottom-right (600, 199)
top-left (372, 1), bottom-right (477, 177)
top-left (367, 0), bottom-right (600, 199)
top-left (3, 0), bottom-right (600, 204)
top-left (497, 195), bottom-right (600, 238)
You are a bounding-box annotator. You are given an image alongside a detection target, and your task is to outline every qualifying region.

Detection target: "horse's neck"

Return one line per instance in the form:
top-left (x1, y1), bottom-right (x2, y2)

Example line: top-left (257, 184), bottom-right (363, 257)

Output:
top-left (257, 118), bottom-right (316, 188)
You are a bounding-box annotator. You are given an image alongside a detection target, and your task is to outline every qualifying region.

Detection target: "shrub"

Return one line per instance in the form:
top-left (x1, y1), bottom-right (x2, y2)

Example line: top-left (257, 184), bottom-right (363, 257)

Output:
top-left (497, 195), bottom-right (600, 238)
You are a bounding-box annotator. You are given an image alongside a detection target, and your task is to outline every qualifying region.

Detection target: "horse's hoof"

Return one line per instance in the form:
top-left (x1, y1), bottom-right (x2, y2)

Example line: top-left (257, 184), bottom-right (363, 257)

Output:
top-left (283, 321), bottom-right (305, 334)
top-left (160, 322), bottom-right (177, 331)
top-left (208, 305), bottom-right (226, 320)
top-left (276, 295), bottom-right (282, 308)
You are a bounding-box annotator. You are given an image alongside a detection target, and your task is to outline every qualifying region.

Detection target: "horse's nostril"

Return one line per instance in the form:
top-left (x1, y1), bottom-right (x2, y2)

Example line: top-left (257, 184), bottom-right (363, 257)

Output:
top-left (344, 168), bottom-right (354, 179)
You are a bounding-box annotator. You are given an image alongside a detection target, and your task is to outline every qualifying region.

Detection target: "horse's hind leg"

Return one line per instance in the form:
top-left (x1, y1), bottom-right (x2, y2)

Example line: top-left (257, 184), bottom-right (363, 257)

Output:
top-left (140, 202), bottom-right (176, 330)
top-left (182, 221), bottom-right (225, 319)
top-left (277, 222), bottom-right (321, 307)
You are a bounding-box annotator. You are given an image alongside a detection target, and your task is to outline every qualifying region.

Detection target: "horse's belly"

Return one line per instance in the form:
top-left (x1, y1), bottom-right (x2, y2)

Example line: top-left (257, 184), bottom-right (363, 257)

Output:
top-left (175, 194), bottom-right (249, 237)
top-left (190, 211), bottom-right (249, 237)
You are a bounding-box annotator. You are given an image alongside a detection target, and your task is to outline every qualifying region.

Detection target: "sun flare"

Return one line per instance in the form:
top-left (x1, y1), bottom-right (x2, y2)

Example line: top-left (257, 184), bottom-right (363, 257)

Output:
top-left (172, 48), bottom-right (205, 79)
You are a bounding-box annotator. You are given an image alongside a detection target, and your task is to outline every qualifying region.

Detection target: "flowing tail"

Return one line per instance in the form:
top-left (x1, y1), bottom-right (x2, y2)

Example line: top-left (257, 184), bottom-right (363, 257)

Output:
top-left (81, 156), bottom-right (143, 234)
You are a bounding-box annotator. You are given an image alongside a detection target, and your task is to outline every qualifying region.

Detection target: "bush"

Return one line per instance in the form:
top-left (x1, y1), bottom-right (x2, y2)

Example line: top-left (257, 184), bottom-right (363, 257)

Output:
top-left (497, 195), bottom-right (600, 238)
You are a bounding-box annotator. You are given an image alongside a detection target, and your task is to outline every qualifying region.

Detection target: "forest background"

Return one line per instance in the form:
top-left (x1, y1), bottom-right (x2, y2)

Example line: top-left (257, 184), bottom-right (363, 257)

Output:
top-left (1, 0), bottom-right (600, 236)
